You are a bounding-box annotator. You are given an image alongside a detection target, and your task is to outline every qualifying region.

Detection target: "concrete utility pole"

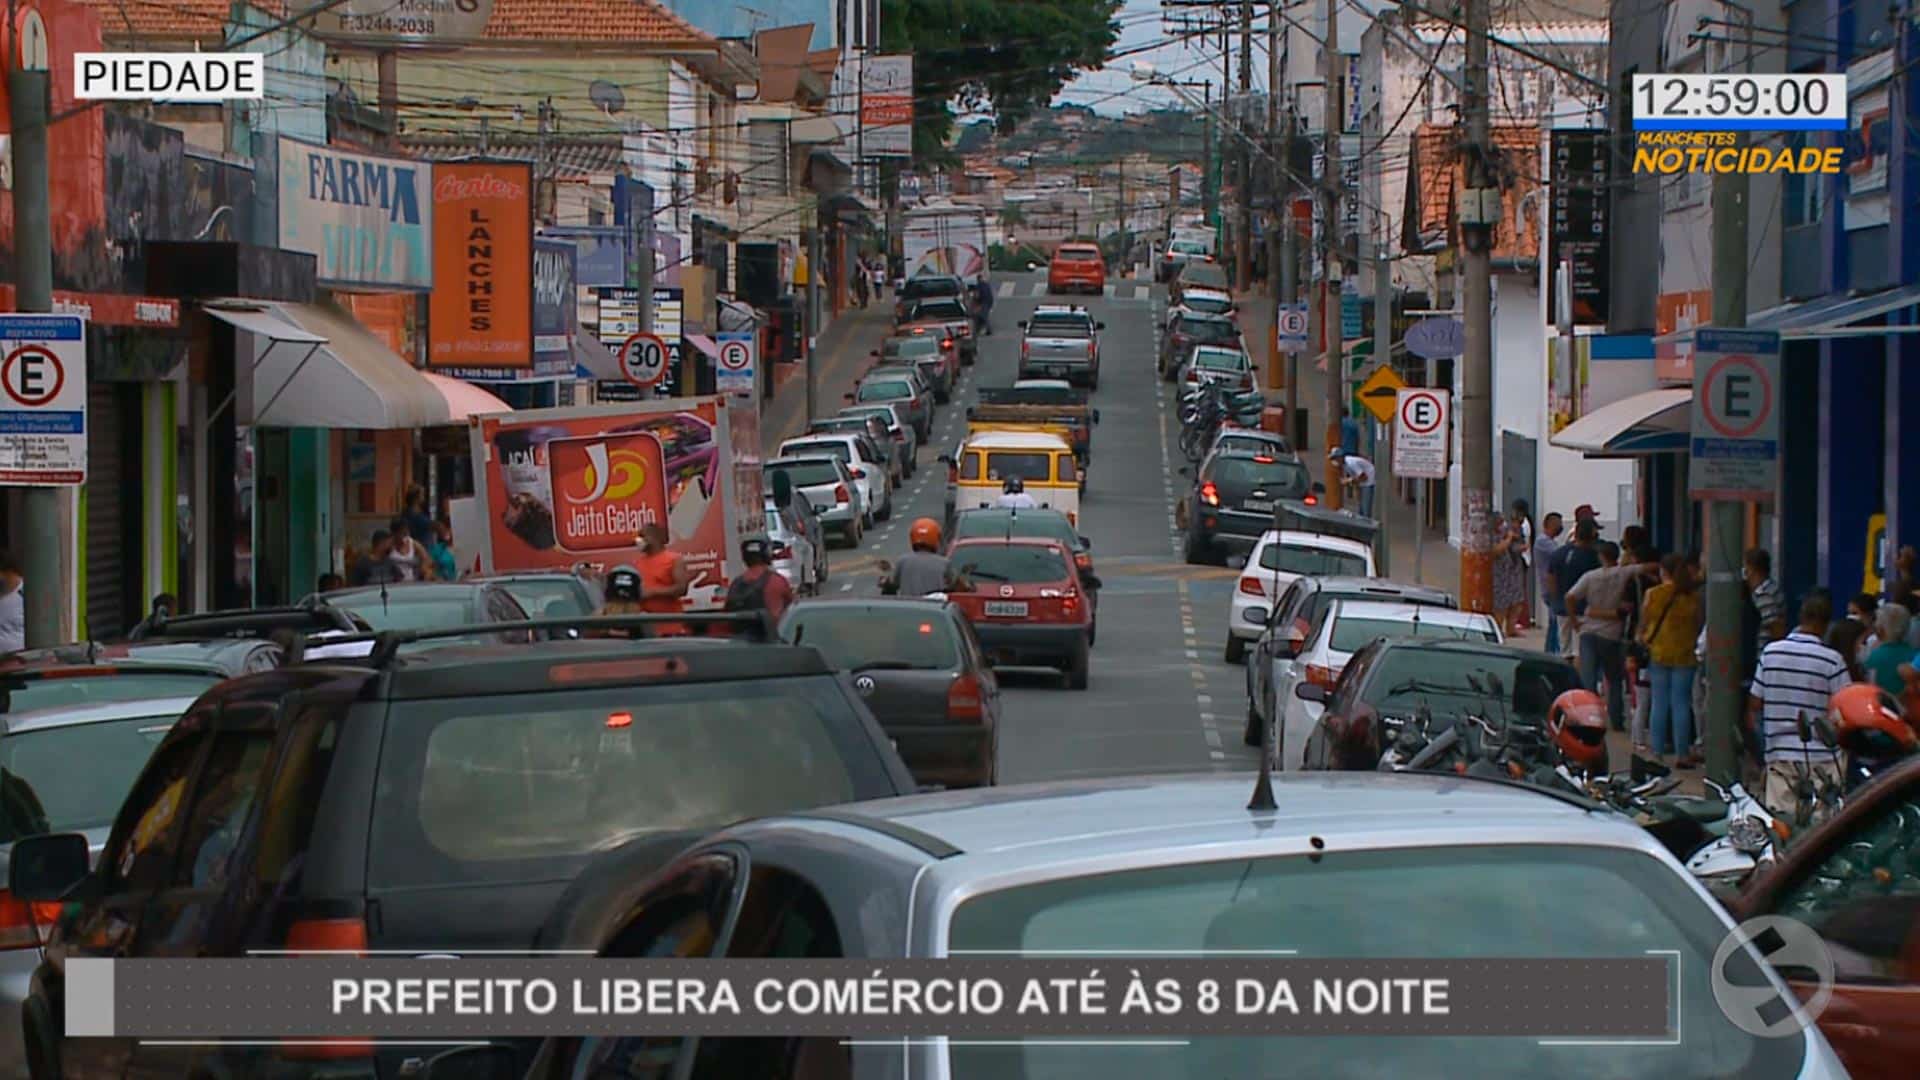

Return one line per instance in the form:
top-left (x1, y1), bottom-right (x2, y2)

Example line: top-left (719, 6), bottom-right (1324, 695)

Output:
top-left (1321, 0), bottom-right (1345, 508)
top-left (1283, 215), bottom-right (1298, 432)
top-left (1237, 0), bottom-right (1255, 289)
top-left (1375, 233), bottom-right (1393, 573)
top-left (9, 66), bottom-right (61, 648)
top-left (1457, 0), bottom-right (1496, 614)
top-left (805, 223), bottom-right (822, 422)
top-left (1704, 22), bottom-right (1754, 787)
top-left (1203, 84), bottom-right (1216, 226)
top-left (1267, 0), bottom-right (1283, 300)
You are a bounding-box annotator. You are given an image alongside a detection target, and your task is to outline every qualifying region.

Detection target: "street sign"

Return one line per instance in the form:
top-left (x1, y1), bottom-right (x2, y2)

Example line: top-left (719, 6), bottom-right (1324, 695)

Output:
top-left (1393, 387), bottom-right (1450, 479)
top-left (1341, 290), bottom-right (1363, 339)
top-left (1275, 302), bottom-right (1308, 351)
top-left (715, 332), bottom-right (756, 396)
top-left (1405, 316), bottom-right (1466, 360)
top-left (1689, 327), bottom-right (1780, 501)
top-left (1356, 364), bottom-right (1406, 424)
top-left (618, 332), bottom-right (670, 388)
top-left (0, 313), bottom-right (87, 485)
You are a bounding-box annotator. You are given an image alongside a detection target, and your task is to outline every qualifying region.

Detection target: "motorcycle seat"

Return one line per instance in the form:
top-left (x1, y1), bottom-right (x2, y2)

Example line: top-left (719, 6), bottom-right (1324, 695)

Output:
top-left (1657, 795), bottom-right (1728, 823)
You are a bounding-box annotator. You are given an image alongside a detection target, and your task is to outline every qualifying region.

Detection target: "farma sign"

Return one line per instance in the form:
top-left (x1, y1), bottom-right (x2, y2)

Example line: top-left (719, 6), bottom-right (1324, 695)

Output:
top-left (278, 137), bottom-right (433, 289)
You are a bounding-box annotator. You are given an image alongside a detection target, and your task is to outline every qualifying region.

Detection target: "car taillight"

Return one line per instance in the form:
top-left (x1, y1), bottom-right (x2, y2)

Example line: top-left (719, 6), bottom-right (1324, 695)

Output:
top-left (1303, 493), bottom-right (1318, 505)
top-left (0, 890), bottom-right (63, 950)
top-left (1305, 664), bottom-right (1339, 689)
top-left (834, 484), bottom-right (850, 502)
top-left (1060, 590), bottom-right (1080, 618)
top-left (1238, 576), bottom-right (1264, 597)
top-left (850, 467), bottom-right (866, 479)
top-left (1242, 373), bottom-right (1253, 389)
top-left (947, 672), bottom-right (985, 722)
top-left (282, 917), bottom-right (371, 1058)
top-left (1021, 340), bottom-right (1030, 358)
top-left (1200, 482), bottom-right (1220, 506)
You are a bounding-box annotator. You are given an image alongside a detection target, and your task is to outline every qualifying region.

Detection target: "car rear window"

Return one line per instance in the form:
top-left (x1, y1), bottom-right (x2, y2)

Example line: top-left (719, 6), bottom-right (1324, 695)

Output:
top-left (369, 677), bottom-right (892, 888)
top-left (1170, 241), bottom-right (1209, 255)
top-left (3, 672), bottom-right (219, 713)
top-left (1195, 350), bottom-right (1247, 371)
top-left (782, 440), bottom-right (852, 463)
top-left (951, 545), bottom-right (1069, 585)
top-left (769, 462), bottom-right (842, 489)
top-left (948, 845), bottom-right (1798, 1079)
top-left (910, 301), bottom-right (968, 320)
top-left (1183, 293), bottom-right (1232, 314)
top-left (1178, 316), bottom-right (1238, 343)
top-left (857, 380), bottom-right (914, 403)
top-left (1056, 247), bottom-right (1100, 263)
top-left (901, 277), bottom-right (960, 300)
top-left (784, 608), bottom-right (961, 671)
top-left (1207, 456), bottom-right (1308, 495)
top-left (331, 595), bottom-right (477, 632)
top-left (884, 338), bottom-right (941, 357)
top-left (1260, 542), bottom-right (1368, 578)
top-left (951, 512), bottom-right (1078, 549)
top-left (1330, 615), bottom-right (1496, 652)
top-left (984, 452), bottom-right (1054, 483)
top-left (1028, 317), bottom-right (1091, 337)
top-left (1363, 649), bottom-right (1578, 725)
top-left (0, 713), bottom-right (177, 841)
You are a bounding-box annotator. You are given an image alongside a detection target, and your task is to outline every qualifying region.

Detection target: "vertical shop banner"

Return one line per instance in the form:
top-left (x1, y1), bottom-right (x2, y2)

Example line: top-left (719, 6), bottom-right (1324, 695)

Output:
top-left (1549, 129), bottom-right (1611, 325)
top-left (428, 161), bottom-right (534, 371)
top-left (652, 287), bottom-right (686, 397)
top-left (615, 175), bottom-right (656, 289)
top-left (1845, 49), bottom-right (1892, 231)
top-left (532, 238), bottom-right (576, 376)
top-left (1546, 335), bottom-right (1590, 435)
top-left (860, 54), bottom-right (914, 157)
top-left (278, 137), bottom-right (431, 288)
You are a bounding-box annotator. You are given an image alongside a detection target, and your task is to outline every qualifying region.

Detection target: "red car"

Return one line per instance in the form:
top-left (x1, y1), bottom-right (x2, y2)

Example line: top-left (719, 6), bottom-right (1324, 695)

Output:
top-left (944, 537), bottom-right (1098, 690)
top-left (1047, 242), bottom-right (1107, 294)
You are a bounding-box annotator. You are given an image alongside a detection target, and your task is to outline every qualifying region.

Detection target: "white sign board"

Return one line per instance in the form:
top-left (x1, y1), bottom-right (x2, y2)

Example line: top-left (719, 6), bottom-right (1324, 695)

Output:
top-left (1392, 387), bottom-right (1449, 479)
top-left (859, 54), bottom-right (914, 158)
top-left (715, 332), bottom-right (756, 396)
top-left (277, 137), bottom-right (432, 289)
top-left (1689, 328), bottom-right (1780, 501)
top-left (1275, 302), bottom-right (1308, 351)
top-left (0, 314), bottom-right (88, 485)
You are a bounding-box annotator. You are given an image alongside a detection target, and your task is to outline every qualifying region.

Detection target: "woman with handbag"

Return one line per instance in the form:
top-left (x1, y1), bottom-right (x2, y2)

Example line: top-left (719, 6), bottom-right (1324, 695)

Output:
top-left (1638, 554), bottom-right (1704, 767)
top-left (1491, 514), bottom-right (1528, 638)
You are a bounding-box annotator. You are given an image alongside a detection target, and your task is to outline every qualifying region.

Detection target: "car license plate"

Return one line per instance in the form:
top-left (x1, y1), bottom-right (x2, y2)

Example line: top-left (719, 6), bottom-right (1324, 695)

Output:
top-left (984, 601), bottom-right (1029, 617)
top-left (1243, 499), bottom-right (1274, 512)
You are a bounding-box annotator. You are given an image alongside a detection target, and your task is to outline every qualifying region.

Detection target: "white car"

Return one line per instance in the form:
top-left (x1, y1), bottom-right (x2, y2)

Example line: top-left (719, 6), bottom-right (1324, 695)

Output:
top-left (1167, 285), bottom-right (1234, 318)
top-left (1272, 599), bottom-right (1502, 771)
top-left (763, 496), bottom-right (820, 596)
top-left (778, 433), bottom-right (893, 524)
top-left (1226, 529), bottom-right (1376, 663)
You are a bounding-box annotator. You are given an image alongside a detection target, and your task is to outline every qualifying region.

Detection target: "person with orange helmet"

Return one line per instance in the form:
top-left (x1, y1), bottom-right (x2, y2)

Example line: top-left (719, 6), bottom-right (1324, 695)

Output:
top-left (1828, 683), bottom-right (1917, 790)
top-left (880, 518), bottom-right (955, 597)
top-left (1548, 689), bottom-right (1611, 775)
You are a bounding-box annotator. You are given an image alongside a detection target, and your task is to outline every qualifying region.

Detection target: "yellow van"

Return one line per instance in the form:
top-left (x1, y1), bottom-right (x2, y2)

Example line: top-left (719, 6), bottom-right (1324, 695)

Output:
top-left (943, 430), bottom-right (1081, 526)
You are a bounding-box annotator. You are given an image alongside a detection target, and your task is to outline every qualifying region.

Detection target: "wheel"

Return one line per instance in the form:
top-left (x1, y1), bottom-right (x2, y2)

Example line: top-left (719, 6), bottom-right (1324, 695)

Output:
top-left (877, 497), bottom-right (893, 522)
top-left (1183, 529), bottom-right (1207, 565)
top-left (1064, 635), bottom-right (1091, 690)
top-left (1224, 635), bottom-right (1247, 664)
top-left (23, 1004), bottom-right (58, 1080)
top-left (1089, 617), bottom-right (1098, 648)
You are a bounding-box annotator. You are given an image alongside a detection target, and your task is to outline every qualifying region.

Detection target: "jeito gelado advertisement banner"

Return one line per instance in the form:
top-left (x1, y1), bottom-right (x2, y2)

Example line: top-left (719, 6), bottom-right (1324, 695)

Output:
top-left (470, 399), bottom-right (750, 605)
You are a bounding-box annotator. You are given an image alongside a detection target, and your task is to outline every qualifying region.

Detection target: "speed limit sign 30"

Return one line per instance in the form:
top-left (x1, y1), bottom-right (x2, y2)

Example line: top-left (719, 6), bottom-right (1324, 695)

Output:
top-left (619, 332), bottom-right (670, 388)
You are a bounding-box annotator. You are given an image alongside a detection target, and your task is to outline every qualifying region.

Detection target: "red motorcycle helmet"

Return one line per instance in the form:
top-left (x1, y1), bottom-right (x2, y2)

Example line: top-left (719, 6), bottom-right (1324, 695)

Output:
top-left (1548, 689), bottom-right (1610, 772)
top-left (1828, 684), bottom-right (1917, 758)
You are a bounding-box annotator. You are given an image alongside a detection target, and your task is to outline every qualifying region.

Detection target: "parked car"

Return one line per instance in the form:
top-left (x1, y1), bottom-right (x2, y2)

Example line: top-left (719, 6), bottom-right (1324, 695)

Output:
top-left (808, 413), bottom-right (908, 486)
top-left (469, 572), bottom-right (602, 622)
top-left (838, 402), bottom-right (920, 477)
top-left (1046, 241), bottom-right (1107, 294)
top-left (894, 272), bottom-right (971, 324)
top-left (313, 582), bottom-right (538, 645)
top-left (1172, 258), bottom-right (1231, 304)
top-left (0, 634), bottom-right (294, 715)
top-left (1168, 284), bottom-right (1234, 318)
top-left (766, 455), bottom-right (866, 547)
top-left (763, 495), bottom-right (823, 597)
top-left (1017, 305), bottom-right (1104, 388)
top-left (1245, 577), bottom-right (1457, 745)
top-left (897, 296), bottom-right (977, 365)
top-left (1224, 529), bottom-right (1380, 661)
top-left (470, 772), bottom-right (1845, 1080)
top-left (780, 598), bottom-right (1000, 789)
top-left (1158, 311), bottom-right (1243, 380)
top-left (1297, 638), bottom-right (1581, 772)
top-left (1178, 450), bottom-right (1315, 566)
top-left (1177, 343), bottom-right (1256, 392)
top-left (778, 432), bottom-right (894, 524)
top-left (1157, 233), bottom-right (1213, 281)
top-left (7, 615), bottom-right (917, 1080)
top-left (878, 332), bottom-right (957, 402)
top-left (850, 368), bottom-right (932, 442)
top-left (945, 538), bottom-right (1097, 689)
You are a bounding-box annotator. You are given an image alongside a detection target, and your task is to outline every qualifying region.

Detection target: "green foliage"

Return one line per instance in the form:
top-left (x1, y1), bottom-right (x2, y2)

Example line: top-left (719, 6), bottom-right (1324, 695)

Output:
top-left (989, 241), bottom-right (1052, 271)
top-left (999, 203), bottom-right (1027, 225)
top-left (880, 0), bottom-right (1124, 166)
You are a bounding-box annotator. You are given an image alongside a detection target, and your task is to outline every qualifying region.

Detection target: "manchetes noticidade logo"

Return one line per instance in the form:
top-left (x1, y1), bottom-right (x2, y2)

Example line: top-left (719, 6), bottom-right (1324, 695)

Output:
top-left (1633, 130), bottom-right (1844, 175)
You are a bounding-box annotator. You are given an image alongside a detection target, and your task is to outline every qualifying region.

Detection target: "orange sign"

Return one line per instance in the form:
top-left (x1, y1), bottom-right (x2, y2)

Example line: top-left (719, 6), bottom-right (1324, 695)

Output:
top-left (548, 432), bottom-right (669, 552)
top-left (1656, 289), bottom-right (1711, 382)
top-left (428, 161), bottom-right (533, 369)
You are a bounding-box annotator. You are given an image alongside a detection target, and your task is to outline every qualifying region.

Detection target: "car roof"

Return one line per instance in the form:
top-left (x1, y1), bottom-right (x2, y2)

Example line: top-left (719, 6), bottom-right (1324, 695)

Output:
top-left (1303, 576), bottom-right (1455, 603)
top-left (1030, 304), bottom-right (1092, 317)
top-left (954, 507), bottom-right (1072, 524)
top-left (1174, 310), bottom-right (1237, 324)
top-left (1183, 287), bottom-right (1232, 301)
top-left (1374, 637), bottom-right (1572, 663)
top-left (766, 455), bottom-right (845, 469)
top-left (1215, 428), bottom-right (1285, 444)
top-left (1328, 600), bottom-right (1495, 628)
top-left (471, 571), bottom-right (582, 584)
top-left (1254, 529), bottom-right (1374, 557)
top-left (784, 433), bottom-right (857, 447)
top-left (963, 430), bottom-right (1073, 451)
top-left (4, 695), bottom-right (202, 736)
top-left (786, 598), bottom-right (956, 618)
top-left (1012, 379), bottom-right (1072, 391)
top-left (1191, 346), bottom-right (1249, 362)
top-left (324, 582), bottom-right (485, 603)
top-left (948, 536), bottom-right (1069, 552)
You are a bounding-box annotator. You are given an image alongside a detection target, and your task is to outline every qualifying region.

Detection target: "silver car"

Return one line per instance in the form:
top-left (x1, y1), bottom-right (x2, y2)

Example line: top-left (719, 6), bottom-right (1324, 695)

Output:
top-left (764, 497), bottom-right (822, 596)
top-left (495, 772), bottom-right (1849, 1080)
top-left (0, 697), bottom-right (195, 1076)
top-left (840, 402), bottom-right (920, 476)
top-left (766, 455), bottom-right (866, 547)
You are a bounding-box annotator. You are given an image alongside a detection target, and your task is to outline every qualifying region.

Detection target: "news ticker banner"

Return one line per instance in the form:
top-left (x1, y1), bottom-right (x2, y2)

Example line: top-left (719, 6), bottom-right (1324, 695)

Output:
top-left (69, 958), bottom-right (1670, 1039)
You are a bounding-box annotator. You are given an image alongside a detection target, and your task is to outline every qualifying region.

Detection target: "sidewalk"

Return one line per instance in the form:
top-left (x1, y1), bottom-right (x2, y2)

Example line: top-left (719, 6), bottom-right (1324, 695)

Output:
top-left (761, 303), bottom-right (896, 452)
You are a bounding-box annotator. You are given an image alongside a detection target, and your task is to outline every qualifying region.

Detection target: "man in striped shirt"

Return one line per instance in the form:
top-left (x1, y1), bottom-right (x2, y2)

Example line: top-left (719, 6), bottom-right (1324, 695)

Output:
top-left (1748, 590), bottom-right (1849, 820)
top-left (1746, 547), bottom-right (1787, 649)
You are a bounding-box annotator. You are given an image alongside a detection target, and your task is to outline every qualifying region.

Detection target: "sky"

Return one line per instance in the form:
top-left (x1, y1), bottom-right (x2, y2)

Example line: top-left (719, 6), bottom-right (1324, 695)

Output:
top-left (1053, 0), bottom-right (1253, 116)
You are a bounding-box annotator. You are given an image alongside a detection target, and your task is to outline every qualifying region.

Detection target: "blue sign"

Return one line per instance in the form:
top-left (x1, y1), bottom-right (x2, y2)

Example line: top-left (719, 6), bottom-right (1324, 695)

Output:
top-left (542, 226), bottom-right (625, 289)
top-left (532, 238), bottom-right (576, 372)
top-left (1342, 292), bottom-right (1364, 339)
top-left (715, 332), bottom-right (756, 396)
top-left (1405, 317), bottom-right (1467, 361)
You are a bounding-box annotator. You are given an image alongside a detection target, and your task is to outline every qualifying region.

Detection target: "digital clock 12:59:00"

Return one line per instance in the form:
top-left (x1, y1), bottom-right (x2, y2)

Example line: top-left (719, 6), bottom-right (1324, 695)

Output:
top-left (1631, 74), bottom-right (1848, 131)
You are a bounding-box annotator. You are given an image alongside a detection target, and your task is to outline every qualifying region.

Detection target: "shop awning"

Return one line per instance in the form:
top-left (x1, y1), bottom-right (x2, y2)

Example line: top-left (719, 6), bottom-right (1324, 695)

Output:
top-left (686, 334), bottom-right (720, 360)
top-left (421, 372), bottom-right (513, 423)
top-left (573, 323), bottom-right (622, 380)
top-left (209, 300), bottom-right (451, 429)
top-left (1655, 282), bottom-right (1920, 345)
top-left (1549, 387), bottom-right (1692, 457)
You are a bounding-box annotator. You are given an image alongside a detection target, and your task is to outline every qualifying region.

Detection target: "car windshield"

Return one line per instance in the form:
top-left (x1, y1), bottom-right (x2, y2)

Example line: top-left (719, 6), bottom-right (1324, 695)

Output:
top-left (1331, 615), bottom-right (1496, 652)
top-left (329, 592), bottom-right (478, 631)
top-left (769, 461), bottom-right (842, 489)
top-left (857, 380), bottom-right (914, 403)
top-left (1208, 456), bottom-right (1309, 495)
top-left (2, 672), bottom-right (219, 713)
top-left (951, 545), bottom-right (1069, 584)
top-left (1028, 317), bottom-right (1091, 337)
top-left (952, 512), bottom-right (1079, 549)
top-left (0, 713), bottom-right (177, 841)
top-left (1184, 293), bottom-right (1232, 314)
top-left (948, 845), bottom-right (1798, 1079)
top-left (901, 277), bottom-right (960, 300)
top-left (1195, 349), bottom-right (1248, 371)
top-left (495, 578), bottom-right (592, 620)
top-left (1364, 649), bottom-right (1580, 725)
top-left (1261, 542), bottom-right (1369, 578)
top-left (1170, 241), bottom-right (1209, 255)
top-left (1177, 316), bottom-right (1238, 343)
top-left (369, 677), bottom-right (891, 888)
top-left (783, 440), bottom-right (852, 463)
top-left (783, 608), bottom-right (960, 671)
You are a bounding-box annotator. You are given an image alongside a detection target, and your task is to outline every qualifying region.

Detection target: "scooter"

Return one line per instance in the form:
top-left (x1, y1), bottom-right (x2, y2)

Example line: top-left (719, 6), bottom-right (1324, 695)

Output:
top-left (1680, 777), bottom-right (1783, 898)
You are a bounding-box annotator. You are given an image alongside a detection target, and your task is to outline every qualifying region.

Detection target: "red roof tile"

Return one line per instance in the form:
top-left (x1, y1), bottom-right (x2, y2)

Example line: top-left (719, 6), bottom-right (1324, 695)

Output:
top-left (1405, 121), bottom-right (1541, 263)
top-left (88, 0), bottom-right (710, 46)
top-left (85, 0), bottom-right (285, 43)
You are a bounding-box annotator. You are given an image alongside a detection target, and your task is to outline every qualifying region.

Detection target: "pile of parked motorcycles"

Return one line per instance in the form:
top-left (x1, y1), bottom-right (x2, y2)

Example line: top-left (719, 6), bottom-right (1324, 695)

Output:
top-left (1178, 382), bottom-right (1267, 462)
top-left (1372, 679), bottom-right (1919, 899)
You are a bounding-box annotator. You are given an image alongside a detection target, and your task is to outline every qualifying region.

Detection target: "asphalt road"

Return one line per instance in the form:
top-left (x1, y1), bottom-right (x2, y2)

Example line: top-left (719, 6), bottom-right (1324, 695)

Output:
top-left (815, 271), bottom-right (1264, 784)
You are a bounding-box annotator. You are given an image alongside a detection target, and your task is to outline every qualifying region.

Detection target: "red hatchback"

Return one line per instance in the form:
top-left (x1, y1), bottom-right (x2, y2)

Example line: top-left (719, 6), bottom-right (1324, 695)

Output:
top-left (1048, 243), bottom-right (1107, 295)
top-left (945, 538), bottom-right (1097, 690)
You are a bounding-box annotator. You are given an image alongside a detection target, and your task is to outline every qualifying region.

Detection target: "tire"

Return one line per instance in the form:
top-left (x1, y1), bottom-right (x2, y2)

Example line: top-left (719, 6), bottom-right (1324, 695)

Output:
top-left (1089, 617), bottom-right (1098, 648)
top-left (877, 496), bottom-right (893, 522)
top-left (1224, 635), bottom-right (1247, 664)
top-left (1064, 634), bottom-right (1091, 690)
top-left (23, 1004), bottom-right (58, 1080)
top-left (1183, 529), bottom-right (1207, 566)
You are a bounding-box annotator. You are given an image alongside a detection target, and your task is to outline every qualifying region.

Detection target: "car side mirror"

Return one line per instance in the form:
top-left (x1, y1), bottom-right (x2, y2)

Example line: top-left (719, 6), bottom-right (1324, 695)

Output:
top-left (1295, 682), bottom-right (1329, 703)
top-left (8, 832), bottom-right (91, 902)
top-left (1096, 321), bottom-right (1106, 330)
top-left (421, 1045), bottom-right (519, 1080)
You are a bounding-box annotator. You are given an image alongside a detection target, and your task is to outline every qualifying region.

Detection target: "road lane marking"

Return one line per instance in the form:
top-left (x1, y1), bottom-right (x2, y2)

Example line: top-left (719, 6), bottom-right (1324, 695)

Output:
top-left (998, 280), bottom-right (1014, 298)
top-left (1028, 282), bottom-right (1045, 297)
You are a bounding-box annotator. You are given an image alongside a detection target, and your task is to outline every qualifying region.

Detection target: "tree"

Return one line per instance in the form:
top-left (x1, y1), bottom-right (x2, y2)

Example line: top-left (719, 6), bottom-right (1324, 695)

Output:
top-left (880, 0), bottom-right (1124, 166)
top-left (999, 203), bottom-right (1027, 226)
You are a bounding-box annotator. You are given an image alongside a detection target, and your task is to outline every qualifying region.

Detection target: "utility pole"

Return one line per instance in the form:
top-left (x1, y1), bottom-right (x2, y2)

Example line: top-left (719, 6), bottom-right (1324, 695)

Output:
top-left (9, 64), bottom-right (61, 647)
top-left (1457, 0), bottom-right (1496, 614)
top-left (1267, 0), bottom-right (1283, 300)
top-left (1321, 0), bottom-right (1345, 509)
top-left (805, 222), bottom-right (822, 423)
top-left (1237, 0), bottom-right (1254, 289)
top-left (1203, 83), bottom-right (1216, 226)
top-left (1704, 15), bottom-right (1754, 787)
top-left (1374, 229), bottom-right (1393, 574)
top-left (1282, 214), bottom-right (1298, 432)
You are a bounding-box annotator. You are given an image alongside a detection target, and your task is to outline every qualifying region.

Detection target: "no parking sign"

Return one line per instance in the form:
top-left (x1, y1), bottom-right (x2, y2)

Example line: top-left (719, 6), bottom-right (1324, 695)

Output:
top-left (716, 332), bottom-right (756, 396)
top-left (1392, 387), bottom-right (1449, 479)
top-left (0, 313), bottom-right (87, 485)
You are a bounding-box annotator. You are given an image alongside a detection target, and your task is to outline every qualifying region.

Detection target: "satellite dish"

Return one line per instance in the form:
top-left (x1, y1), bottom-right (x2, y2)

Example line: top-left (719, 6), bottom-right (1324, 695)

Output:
top-left (589, 80), bottom-right (626, 116)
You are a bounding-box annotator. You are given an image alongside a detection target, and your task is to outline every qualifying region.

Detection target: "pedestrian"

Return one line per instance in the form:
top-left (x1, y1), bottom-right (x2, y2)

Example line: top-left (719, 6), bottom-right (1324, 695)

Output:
top-left (1746, 547), bottom-right (1787, 647)
top-left (427, 517), bottom-right (458, 582)
top-left (1510, 499), bottom-right (1536, 630)
top-left (1826, 618), bottom-right (1869, 683)
top-left (1889, 545), bottom-right (1919, 609)
top-left (853, 260), bottom-right (870, 308)
top-left (721, 537), bottom-right (795, 625)
top-left (870, 257), bottom-right (886, 300)
top-left (0, 550), bottom-right (23, 655)
top-left (1572, 503), bottom-right (1601, 530)
top-left (386, 518), bottom-right (430, 581)
top-left (635, 522), bottom-right (692, 636)
top-left (1328, 449), bottom-right (1377, 517)
top-left (1639, 554), bottom-right (1703, 766)
top-left (1546, 517), bottom-right (1602, 660)
top-left (350, 531), bottom-right (402, 586)
top-left (1491, 513), bottom-right (1528, 638)
top-left (401, 485), bottom-right (433, 548)
top-left (1749, 591), bottom-right (1851, 820)
top-left (1566, 541), bottom-right (1644, 732)
top-left (1862, 603), bottom-right (1916, 697)
top-left (974, 275), bottom-right (995, 336)
top-left (1848, 592), bottom-right (1880, 658)
top-left (1533, 512), bottom-right (1565, 653)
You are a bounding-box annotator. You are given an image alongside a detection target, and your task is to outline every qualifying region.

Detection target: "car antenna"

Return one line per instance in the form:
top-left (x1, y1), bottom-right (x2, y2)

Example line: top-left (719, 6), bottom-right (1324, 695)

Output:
top-left (1248, 735), bottom-right (1277, 811)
